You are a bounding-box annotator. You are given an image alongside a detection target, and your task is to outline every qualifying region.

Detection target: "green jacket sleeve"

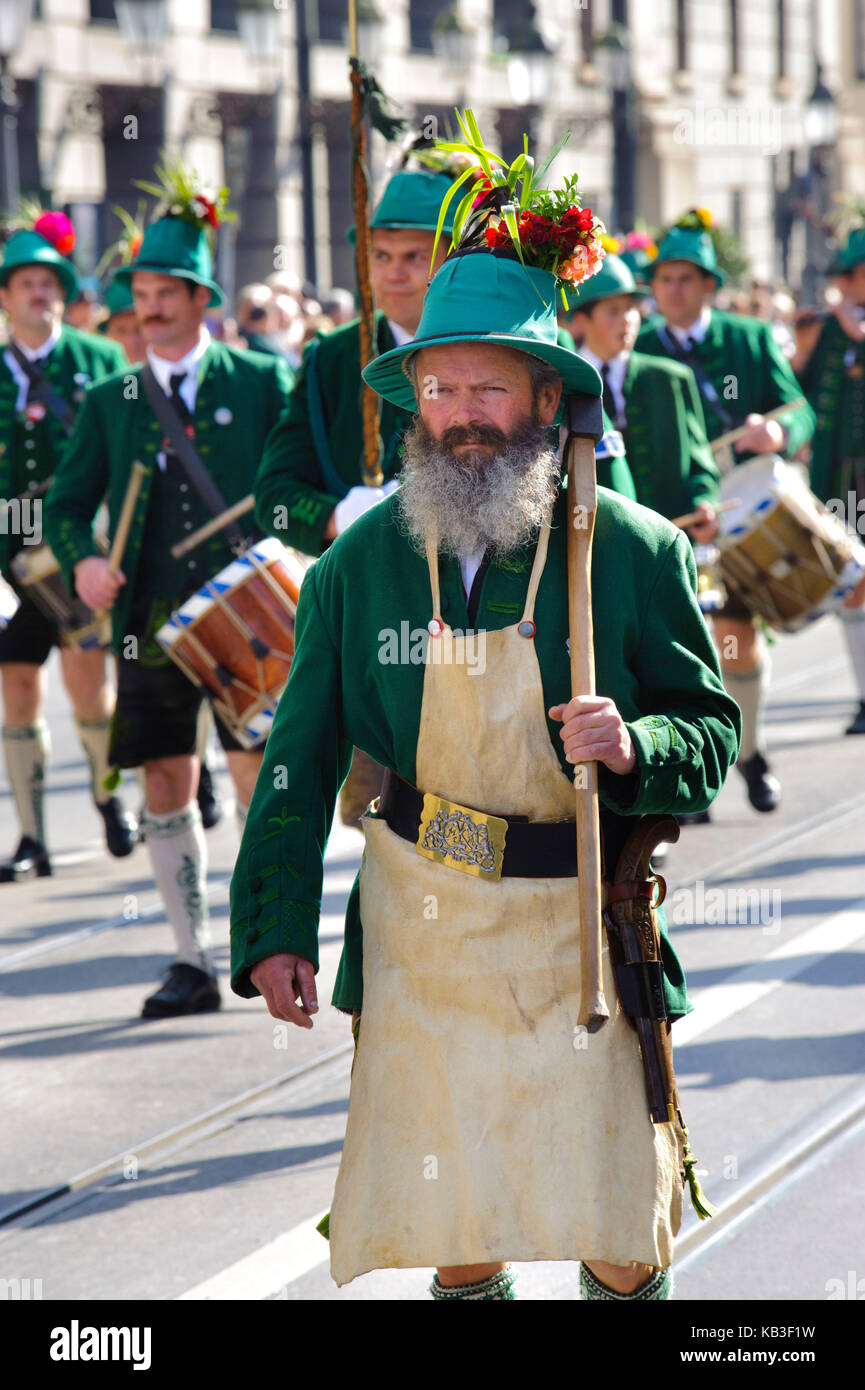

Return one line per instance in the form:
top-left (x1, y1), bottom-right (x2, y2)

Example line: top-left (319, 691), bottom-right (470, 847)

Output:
top-left (230, 561), bottom-right (353, 996)
top-left (759, 322), bottom-right (816, 454)
top-left (600, 531), bottom-right (741, 816)
top-left (255, 339), bottom-right (342, 555)
top-left (679, 367), bottom-right (721, 509)
top-left (43, 388), bottom-right (109, 594)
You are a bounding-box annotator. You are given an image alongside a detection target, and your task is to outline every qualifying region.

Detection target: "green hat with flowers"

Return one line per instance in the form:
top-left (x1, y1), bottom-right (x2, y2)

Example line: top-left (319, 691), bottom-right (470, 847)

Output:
top-left (362, 110), bottom-right (604, 411)
top-left (0, 204), bottom-right (79, 303)
top-left (835, 227), bottom-right (865, 273)
top-left (347, 167), bottom-right (460, 244)
top-left (649, 208), bottom-right (725, 286)
top-left (113, 159), bottom-right (232, 308)
top-left (564, 252), bottom-right (649, 312)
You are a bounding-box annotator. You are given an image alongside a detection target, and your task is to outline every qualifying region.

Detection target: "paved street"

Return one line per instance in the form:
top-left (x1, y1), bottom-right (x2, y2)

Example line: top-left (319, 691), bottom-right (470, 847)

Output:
top-left (1, 614), bottom-right (864, 1304)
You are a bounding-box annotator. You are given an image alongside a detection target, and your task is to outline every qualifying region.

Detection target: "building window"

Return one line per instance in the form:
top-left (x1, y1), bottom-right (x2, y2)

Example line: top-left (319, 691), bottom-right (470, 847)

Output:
top-left (675, 0), bottom-right (688, 71)
top-left (579, 2), bottom-right (593, 65)
top-left (211, 1), bottom-right (238, 31)
top-left (316, 1), bottom-right (345, 44)
top-left (729, 0), bottom-right (740, 76)
top-left (776, 0), bottom-right (787, 80)
top-left (89, 0), bottom-right (116, 20)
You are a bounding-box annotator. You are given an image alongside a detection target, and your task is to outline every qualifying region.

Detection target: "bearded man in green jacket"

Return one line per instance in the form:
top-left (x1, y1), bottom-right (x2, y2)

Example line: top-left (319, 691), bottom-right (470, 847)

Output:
top-left (0, 218), bottom-right (137, 880)
top-left (636, 214), bottom-right (815, 818)
top-left (44, 186), bottom-right (293, 1019)
top-left (231, 181), bottom-right (741, 1301)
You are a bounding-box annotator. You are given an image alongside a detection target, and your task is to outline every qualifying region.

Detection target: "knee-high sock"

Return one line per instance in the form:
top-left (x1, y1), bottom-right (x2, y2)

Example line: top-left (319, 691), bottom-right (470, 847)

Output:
top-left (723, 658), bottom-right (768, 762)
top-left (141, 802), bottom-right (213, 972)
top-left (839, 607), bottom-right (865, 699)
top-left (2, 721), bottom-right (50, 843)
top-left (74, 716), bottom-right (113, 806)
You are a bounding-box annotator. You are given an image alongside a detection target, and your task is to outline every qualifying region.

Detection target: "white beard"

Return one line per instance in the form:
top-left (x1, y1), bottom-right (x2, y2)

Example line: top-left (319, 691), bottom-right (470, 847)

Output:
top-left (396, 416), bottom-right (561, 559)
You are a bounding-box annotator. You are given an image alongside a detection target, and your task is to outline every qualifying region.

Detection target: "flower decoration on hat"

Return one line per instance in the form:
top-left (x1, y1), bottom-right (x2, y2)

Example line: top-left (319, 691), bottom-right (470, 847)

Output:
top-left (134, 156), bottom-right (234, 235)
top-left (676, 207), bottom-right (714, 231)
top-left (1, 197), bottom-right (76, 255)
top-left (624, 229), bottom-right (658, 259)
top-left (427, 109), bottom-right (607, 306)
top-left (95, 203), bottom-right (146, 278)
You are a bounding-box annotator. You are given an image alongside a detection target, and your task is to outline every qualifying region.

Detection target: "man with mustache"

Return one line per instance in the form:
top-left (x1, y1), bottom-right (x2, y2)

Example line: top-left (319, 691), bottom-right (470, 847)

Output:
top-left (231, 236), bottom-right (740, 1300)
top-left (44, 183), bottom-right (293, 1018)
top-left (0, 216), bottom-right (136, 880)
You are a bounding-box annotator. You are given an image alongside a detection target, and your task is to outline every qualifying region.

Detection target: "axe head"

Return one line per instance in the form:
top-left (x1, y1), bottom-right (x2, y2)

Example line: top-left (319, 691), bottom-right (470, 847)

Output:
top-left (562, 391), bottom-right (604, 445)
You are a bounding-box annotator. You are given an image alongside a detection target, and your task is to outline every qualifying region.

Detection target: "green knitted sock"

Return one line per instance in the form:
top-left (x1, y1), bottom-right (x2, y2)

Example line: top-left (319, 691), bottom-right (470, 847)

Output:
top-left (430, 1265), bottom-right (518, 1300)
top-left (579, 1263), bottom-right (673, 1301)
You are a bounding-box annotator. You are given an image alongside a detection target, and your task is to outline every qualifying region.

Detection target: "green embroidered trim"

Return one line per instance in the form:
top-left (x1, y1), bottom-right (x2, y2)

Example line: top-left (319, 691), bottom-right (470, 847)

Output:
top-left (579, 1263), bottom-right (672, 1300)
top-left (430, 1265), bottom-right (518, 1300)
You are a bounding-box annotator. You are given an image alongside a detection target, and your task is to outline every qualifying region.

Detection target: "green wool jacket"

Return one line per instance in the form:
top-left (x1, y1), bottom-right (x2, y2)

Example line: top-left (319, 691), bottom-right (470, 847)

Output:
top-left (619, 351), bottom-right (720, 519)
top-left (0, 324), bottom-right (125, 575)
top-left (796, 315), bottom-right (865, 504)
top-left (229, 484), bottom-right (741, 1022)
top-left (636, 309), bottom-right (815, 458)
top-left (255, 314), bottom-right (410, 556)
top-left (43, 340), bottom-right (293, 652)
top-left (255, 316), bottom-right (582, 557)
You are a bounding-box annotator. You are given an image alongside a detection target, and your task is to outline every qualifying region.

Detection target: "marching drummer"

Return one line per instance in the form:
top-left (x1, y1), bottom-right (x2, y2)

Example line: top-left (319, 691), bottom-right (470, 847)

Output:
top-left (794, 225), bottom-right (865, 736)
top-left (0, 210), bottom-right (138, 881)
top-left (231, 140), bottom-right (741, 1301)
top-left (43, 166), bottom-right (293, 1019)
top-left (636, 209), bottom-right (816, 818)
top-left (567, 252), bottom-right (720, 534)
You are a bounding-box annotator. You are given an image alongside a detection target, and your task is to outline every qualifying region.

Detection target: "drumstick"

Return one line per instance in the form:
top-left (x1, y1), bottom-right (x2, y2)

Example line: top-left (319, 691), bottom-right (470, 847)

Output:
top-left (565, 414), bottom-right (610, 1035)
top-left (108, 461), bottom-right (148, 575)
top-left (709, 398), bottom-right (808, 454)
top-left (170, 493), bottom-right (255, 559)
top-left (671, 497), bottom-right (741, 529)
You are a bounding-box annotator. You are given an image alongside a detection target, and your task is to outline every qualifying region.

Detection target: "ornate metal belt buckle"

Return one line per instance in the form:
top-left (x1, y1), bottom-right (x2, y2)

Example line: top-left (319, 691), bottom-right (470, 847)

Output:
top-left (416, 792), bottom-right (508, 881)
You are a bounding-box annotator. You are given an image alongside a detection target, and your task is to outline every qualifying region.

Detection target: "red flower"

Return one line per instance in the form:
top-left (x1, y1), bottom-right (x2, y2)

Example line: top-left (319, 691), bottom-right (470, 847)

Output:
top-left (34, 210), bottom-right (76, 257)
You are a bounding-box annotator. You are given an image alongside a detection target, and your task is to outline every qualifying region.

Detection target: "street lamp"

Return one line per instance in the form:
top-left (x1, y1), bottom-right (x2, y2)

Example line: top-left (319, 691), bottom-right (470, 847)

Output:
top-left (803, 61), bottom-right (839, 148)
top-left (594, 17), bottom-right (635, 233)
top-left (799, 61), bottom-right (838, 302)
top-left (505, 33), bottom-right (554, 109)
top-left (0, 0), bottom-right (35, 211)
top-left (114, 0), bottom-right (169, 51)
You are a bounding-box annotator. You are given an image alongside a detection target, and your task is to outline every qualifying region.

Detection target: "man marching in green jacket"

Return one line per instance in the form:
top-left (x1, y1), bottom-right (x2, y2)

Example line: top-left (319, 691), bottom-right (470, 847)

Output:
top-left (636, 212), bottom-right (815, 817)
top-left (0, 214), bottom-right (137, 880)
top-left (795, 226), bottom-right (865, 735)
top-left (231, 149), bottom-right (740, 1301)
top-left (44, 174), bottom-right (293, 1018)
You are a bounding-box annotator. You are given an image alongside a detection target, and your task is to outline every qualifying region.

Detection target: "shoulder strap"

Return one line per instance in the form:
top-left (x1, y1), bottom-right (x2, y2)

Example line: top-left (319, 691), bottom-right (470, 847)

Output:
top-left (139, 363), bottom-right (245, 548)
top-left (305, 338), bottom-right (350, 500)
top-left (7, 343), bottom-right (77, 434)
top-left (655, 325), bottom-right (733, 432)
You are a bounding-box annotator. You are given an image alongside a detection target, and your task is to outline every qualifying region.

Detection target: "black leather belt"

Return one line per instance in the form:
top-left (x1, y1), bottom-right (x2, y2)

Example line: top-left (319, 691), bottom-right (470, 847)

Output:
top-left (378, 770), bottom-right (579, 878)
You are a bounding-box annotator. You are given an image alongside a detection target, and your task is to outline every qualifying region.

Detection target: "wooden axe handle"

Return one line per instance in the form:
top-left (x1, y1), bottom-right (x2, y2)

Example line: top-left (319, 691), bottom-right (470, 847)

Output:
top-left (108, 461), bottom-right (147, 576)
top-left (567, 433), bottom-right (609, 1033)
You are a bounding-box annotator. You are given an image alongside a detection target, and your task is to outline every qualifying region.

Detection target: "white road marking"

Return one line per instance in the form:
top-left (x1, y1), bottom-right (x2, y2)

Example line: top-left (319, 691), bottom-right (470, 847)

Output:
top-left (177, 1209), bottom-right (332, 1300)
top-left (173, 900), bottom-right (865, 1301)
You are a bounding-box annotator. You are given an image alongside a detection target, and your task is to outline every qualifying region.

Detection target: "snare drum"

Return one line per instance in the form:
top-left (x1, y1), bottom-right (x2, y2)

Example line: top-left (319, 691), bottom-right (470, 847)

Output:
top-left (0, 574), bottom-right (20, 630)
top-left (9, 540), bottom-right (111, 650)
top-left (717, 455), bottom-right (865, 632)
top-left (155, 537), bottom-right (311, 749)
top-left (693, 543), bottom-right (727, 614)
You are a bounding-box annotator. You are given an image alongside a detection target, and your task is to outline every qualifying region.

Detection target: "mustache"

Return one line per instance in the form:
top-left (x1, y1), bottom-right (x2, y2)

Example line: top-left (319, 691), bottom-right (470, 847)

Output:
top-left (438, 423), bottom-right (509, 452)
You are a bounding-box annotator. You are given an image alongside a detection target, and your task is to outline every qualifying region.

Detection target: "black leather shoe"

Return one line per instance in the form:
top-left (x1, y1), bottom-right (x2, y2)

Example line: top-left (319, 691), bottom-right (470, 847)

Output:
top-left (97, 796), bottom-right (138, 857)
top-left (0, 835), bottom-right (52, 882)
top-left (845, 700), bottom-right (865, 735)
top-left (196, 762), bottom-right (223, 830)
top-left (677, 810), bottom-right (712, 826)
top-left (737, 751), bottom-right (781, 812)
top-left (141, 963), bottom-right (221, 1019)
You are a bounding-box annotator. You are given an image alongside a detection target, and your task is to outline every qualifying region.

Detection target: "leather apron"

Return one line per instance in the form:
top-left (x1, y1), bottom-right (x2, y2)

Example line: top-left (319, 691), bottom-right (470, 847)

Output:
top-left (328, 519), bottom-right (683, 1286)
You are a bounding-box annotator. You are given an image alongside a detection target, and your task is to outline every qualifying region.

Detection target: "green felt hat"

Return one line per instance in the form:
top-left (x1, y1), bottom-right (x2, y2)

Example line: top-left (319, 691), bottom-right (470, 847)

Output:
top-left (564, 254), bottom-right (649, 312)
top-left (347, 169), bottom-right (456, 244)
top-left (113, 216), bottom-right (224, 307)
top-left (0, 229), bottom-right (78, 303)
top-left (618, 247), bottom-right (655, 282)
top-left (103, 276), bottom-right (136, 318)
top-left (835, 227), bottom-right (865, 273)
top-left (648, 225), bottom-right (725, 286)
top-left (362, 251), bottom-right (602, 412)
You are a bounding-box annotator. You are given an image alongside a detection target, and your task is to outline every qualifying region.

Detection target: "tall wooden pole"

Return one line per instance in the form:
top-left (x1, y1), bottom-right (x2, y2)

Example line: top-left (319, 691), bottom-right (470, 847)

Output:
top-left (348, 0), bottom-right (384, 487)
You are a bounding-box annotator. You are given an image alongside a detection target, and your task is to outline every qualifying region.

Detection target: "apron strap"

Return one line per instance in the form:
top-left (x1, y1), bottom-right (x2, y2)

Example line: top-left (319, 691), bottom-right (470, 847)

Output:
top-left (520, 514), bottom-right (553, 625)
top-left (424, 526), bottom-right (443, 626)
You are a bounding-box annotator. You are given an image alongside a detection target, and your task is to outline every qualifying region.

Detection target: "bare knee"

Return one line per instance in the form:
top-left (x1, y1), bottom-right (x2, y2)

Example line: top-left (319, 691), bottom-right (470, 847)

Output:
top-left (144, 756), bottom-right (197, 814)
top-left (583, 1259), bottom-right (655, 1294)
top-left (1, 664), bottom-right (43, 724)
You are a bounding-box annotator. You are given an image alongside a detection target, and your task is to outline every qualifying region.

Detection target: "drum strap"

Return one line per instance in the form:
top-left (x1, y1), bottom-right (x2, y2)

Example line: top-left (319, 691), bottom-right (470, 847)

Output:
top-left (8, 344), bottom-right (77, 434)
top-left (140, 365), bottom-right (246, 549)
top-left (656, 325), bottom-right (734, 433)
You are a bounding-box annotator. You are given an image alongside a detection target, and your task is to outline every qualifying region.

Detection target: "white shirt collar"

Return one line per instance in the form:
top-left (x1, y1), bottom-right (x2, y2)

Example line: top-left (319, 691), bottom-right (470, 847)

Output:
top-left (11, 320), bottom-right (63, 362)
top-left (146, 326), bottom-right (212, 395)
top-left (387, 319), bottom-right (414, 347)
top-left (578, 346), bottom-right (629, 394)
top-left (668, 305), bottom-right (712, 346)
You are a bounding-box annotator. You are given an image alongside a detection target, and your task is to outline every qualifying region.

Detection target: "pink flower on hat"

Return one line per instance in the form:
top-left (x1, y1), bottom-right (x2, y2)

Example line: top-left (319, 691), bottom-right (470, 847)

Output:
top-left (34, 211), bottom-right (76, 257)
